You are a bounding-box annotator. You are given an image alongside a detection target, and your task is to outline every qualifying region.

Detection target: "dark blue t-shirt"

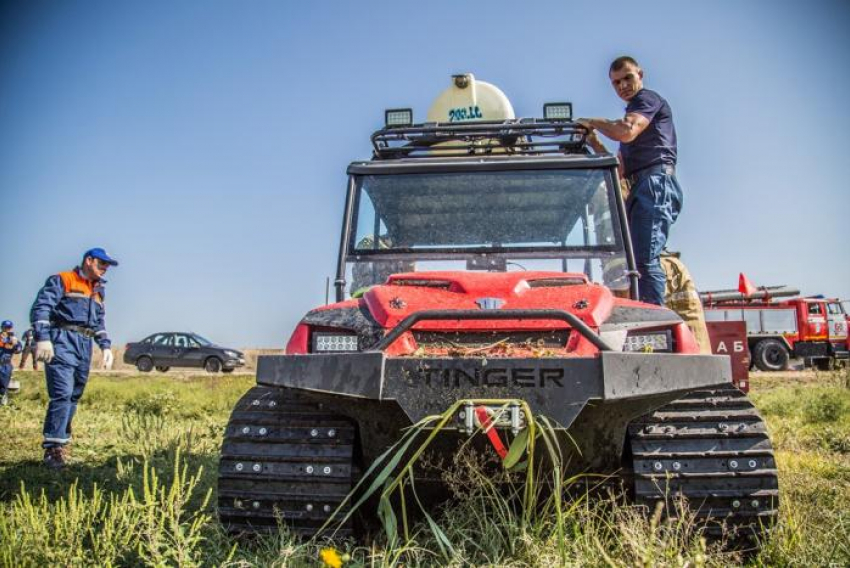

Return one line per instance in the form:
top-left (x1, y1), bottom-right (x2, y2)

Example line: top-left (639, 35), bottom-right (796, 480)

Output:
top-left (619, 88), bottom-right (677, 177)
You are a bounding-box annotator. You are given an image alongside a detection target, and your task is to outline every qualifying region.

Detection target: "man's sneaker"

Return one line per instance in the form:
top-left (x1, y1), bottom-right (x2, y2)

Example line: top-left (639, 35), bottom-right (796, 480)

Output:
top-left (43, 447), bottom-right (67, 470)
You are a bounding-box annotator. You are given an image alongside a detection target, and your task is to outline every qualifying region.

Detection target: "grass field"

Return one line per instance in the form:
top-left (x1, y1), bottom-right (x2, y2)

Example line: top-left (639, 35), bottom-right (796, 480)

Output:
top-left (1, 369), bottom-right (848, 567)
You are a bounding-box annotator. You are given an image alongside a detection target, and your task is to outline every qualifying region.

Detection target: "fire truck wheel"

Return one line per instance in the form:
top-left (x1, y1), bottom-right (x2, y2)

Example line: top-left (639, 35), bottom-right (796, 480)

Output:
top-left (753, 339), bottom-right (790, 372)
top-left (814, 358), bottom-right (834, 372)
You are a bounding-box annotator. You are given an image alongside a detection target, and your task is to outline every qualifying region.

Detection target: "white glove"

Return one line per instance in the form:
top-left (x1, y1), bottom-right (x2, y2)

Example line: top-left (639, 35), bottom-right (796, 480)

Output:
top-left (36, 340), bottom-right (54, 363)
top-left (102, 348), bottom-right (114, 370)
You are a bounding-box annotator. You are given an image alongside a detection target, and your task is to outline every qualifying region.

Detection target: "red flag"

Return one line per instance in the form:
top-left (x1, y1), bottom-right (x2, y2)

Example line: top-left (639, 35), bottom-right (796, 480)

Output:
top-left (739, 273), bottom-right (757, 296)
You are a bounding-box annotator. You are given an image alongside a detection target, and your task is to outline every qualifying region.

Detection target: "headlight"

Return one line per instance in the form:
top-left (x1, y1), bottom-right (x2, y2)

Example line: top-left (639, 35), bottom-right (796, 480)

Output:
top-left (312, 332), bottom-right (359, 353)
top-left (623, 331), bottom-right (672, 353)
top-left (224, 350), bottom-right (240, 358)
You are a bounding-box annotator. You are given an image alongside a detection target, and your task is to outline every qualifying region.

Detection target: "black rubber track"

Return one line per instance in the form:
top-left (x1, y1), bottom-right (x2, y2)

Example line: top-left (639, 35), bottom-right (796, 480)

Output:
top-left (218, 386), bottom-right (357, 536)
top-left (628, 387), bottom-right (779, 539)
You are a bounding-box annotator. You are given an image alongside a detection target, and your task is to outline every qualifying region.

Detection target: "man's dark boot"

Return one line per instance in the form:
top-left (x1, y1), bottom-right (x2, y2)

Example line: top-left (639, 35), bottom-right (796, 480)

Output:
top-left (43, 447), bottom-right (67, 470)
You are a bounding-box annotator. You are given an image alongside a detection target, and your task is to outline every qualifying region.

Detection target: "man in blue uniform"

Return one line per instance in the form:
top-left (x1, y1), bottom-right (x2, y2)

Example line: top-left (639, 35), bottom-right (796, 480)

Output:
top-left (578, 56), bottom-right (683, 306)
top-left (0, 321), bottom-right (23, 406)
top-left (31, 248), bottom-right (118, 468)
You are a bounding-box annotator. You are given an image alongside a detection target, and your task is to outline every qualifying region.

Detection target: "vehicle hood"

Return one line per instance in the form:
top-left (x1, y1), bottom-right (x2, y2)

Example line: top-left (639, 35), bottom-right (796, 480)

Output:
top-left (360, 271), bottom-right (614, 330)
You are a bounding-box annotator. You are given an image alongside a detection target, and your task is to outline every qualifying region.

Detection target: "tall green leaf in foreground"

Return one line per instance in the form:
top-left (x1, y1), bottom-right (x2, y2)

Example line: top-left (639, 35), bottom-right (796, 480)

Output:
top-left (320, 398), bottom-right (584, 561)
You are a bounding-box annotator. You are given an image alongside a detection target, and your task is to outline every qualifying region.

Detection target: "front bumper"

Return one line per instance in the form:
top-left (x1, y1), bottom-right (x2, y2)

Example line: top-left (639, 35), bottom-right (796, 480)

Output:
top-left (257, 352), bottom-right (732, 428)
top-left (224, 358), bottom-right (246, 370)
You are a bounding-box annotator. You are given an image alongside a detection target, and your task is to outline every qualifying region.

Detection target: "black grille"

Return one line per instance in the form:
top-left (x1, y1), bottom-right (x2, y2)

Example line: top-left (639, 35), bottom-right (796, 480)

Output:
top-left (412, 330), bottom-right (569, 348)
top-left (390, 279), bottom-right (452, 289)
top-left (527, 278), bottom-right (586, 288)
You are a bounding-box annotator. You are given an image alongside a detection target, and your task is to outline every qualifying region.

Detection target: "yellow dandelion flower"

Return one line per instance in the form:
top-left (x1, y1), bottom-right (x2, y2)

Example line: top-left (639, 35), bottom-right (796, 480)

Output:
top-left (320, 547), bottom-right (343, 568)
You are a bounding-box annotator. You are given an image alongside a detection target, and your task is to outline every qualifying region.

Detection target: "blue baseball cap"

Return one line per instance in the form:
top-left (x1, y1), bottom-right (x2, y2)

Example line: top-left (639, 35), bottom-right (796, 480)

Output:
top-left (83, 247), bottom-right (119, 266)
top-left (1, 320), bottom-right (12, 328)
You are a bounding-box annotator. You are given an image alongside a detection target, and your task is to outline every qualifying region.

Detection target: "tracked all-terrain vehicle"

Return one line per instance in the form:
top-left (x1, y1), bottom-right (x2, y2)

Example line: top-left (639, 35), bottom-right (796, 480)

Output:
top-left (218, 75), bottom-right (779, 540)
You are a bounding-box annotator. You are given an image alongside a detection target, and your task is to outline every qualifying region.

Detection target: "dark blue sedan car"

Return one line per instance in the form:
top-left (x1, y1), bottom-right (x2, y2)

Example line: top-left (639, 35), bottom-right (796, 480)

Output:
top-left (123, 332), bottom-right (245, 373)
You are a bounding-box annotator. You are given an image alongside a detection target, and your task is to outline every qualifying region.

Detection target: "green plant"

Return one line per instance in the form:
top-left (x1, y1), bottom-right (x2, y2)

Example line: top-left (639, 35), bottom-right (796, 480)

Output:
top-left (0, 453), bottom-right (214, 568)
top-left (2, 372), bottom-right (849, 566)
top-left (802, 394), bottom-right (846, 424)
top-left (136, 449), bottom-right (214, 567)
top-left (126, 391), bottom-right (178, 416)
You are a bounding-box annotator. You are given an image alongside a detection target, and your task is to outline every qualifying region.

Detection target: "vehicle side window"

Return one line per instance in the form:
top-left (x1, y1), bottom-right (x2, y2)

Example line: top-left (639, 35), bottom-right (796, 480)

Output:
top-left (174, 335), bottom-right (189, 348)
top-left (152, 334), bottom-right (170, 345)
top-left (187, 336), bottom-right (201, 348)
top-left (808, 303), bottom-right (823, 315)
top-left (827, 303), bottom-right (842, 315)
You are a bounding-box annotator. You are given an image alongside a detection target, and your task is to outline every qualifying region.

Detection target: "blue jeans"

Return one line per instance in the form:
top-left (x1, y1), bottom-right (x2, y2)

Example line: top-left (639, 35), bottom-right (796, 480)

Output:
top-left (627, 168), bottom-right (683, 305)
top-left (43, 328), bottom-right (92, 448)
top-left (0, 357), bottom-right (11, 395)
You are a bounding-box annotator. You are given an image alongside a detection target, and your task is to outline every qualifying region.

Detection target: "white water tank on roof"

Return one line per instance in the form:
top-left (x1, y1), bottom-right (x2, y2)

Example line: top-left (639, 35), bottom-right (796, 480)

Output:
top-left (426, 73), bottom-right (515, 123)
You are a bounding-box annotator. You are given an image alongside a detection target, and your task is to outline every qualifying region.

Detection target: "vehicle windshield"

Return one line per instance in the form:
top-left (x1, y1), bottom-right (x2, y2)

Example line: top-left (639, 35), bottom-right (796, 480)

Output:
top-left (344, 168), bottom-right (628, 296)
top-left (192, 334), bottom-right (214, 346)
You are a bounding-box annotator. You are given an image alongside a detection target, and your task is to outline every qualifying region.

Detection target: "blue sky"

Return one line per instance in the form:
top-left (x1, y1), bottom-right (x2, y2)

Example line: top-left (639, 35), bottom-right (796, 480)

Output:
top-left (1, 0), bottom-right (848, 347)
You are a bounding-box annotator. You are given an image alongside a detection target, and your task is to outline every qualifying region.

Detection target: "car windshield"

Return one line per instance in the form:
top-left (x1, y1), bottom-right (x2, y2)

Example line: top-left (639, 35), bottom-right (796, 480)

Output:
top-left (192, 334), bottom-right (214, 346)
top-left (345, 168), bottom-right (628, 295)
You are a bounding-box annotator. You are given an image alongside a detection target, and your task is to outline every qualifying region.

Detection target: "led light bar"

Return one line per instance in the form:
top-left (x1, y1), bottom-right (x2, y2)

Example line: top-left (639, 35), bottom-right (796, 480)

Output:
top-left (543, 102), bottom-right (573, 121)
top-left (312, 332), bottom-right (359, 353)
top-left (623, 331), bottom-right (672, 353)
top-left (385, 108), bottom-right (413, 128)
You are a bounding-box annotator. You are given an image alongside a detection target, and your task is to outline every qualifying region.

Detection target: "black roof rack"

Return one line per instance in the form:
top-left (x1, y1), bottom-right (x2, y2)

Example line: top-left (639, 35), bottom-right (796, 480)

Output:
top-left (371, 119), bottom-right (590, 160)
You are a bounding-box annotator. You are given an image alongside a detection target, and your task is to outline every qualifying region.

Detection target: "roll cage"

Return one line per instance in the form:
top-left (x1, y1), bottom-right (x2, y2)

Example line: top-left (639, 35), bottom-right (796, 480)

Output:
top-left (334, 120), bottom-right (639, 301)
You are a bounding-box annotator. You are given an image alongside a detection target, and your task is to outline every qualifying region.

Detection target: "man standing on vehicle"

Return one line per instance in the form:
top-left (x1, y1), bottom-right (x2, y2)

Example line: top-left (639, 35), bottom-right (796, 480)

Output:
top-left (31, 248), bottom-right (118, 468)
top-left (0, 321), bottom-right (23, 406)
top-left (578, 56), bottom-right (682, 306)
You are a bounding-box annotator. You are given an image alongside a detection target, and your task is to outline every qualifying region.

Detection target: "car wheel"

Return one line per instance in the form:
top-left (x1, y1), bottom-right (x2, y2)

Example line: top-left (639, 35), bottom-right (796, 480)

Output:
top-left (222, 368), bottom-right (234, 374)
top-left (204, 357), bottom-right (222, 373)
top-left (753, 339), bottom-right (789, 372)
top-left (155, 365), bottom-right (170, 373)
top-left (136, 356), bottom-right (154, 373)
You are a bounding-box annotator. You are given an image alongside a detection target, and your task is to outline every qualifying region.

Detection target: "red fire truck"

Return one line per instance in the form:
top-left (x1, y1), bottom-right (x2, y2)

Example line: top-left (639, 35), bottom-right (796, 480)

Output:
top-left (702, 283), bottom-right (849, 371)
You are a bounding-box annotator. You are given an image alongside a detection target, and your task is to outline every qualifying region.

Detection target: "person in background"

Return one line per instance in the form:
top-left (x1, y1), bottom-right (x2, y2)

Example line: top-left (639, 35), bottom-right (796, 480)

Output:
top-left (18, 327), bottom-right (38, 371)
top-left (0, 321), bottom-right (23, 406)
top-left (31, 248), bottom-right (118, 469)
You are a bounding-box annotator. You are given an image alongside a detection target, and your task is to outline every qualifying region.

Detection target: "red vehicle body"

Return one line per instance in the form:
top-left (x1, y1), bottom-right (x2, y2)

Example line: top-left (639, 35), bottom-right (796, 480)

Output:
top-left (286, 271), bottom-right (700, 358)
top-left (706, 321), bottom-right (751, 392)
top-left (705, 297), bottom-right (849, 371)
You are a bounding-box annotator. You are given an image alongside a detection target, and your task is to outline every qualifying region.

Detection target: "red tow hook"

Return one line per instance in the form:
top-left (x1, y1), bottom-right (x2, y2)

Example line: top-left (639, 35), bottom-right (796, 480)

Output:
top-left (474, 406), bottom-right (509, 459)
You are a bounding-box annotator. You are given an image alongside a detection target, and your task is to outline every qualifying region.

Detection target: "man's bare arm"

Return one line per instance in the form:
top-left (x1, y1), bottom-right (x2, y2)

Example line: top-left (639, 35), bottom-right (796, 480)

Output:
top-left (585, 129), bottom-right (609, 154)
top-left (577, 113), bottom-right (650, 143)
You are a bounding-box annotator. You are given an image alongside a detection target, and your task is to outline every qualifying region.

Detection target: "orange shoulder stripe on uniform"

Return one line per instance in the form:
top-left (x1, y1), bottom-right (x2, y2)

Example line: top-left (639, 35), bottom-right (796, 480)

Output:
top-left (59, 270), bottom-right (94, 297)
